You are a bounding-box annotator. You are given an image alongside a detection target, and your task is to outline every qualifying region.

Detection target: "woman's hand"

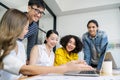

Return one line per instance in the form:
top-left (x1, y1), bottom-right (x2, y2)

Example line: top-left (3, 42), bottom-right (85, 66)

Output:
top-left (70, 60), bottom-right (87, 65)
top-left (65, 60), bottom-right (94, 72)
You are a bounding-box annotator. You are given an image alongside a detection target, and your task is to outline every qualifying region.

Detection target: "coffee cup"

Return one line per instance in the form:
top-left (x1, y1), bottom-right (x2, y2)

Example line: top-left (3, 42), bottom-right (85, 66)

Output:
top-left (102, 60), bottom-right (112, 74)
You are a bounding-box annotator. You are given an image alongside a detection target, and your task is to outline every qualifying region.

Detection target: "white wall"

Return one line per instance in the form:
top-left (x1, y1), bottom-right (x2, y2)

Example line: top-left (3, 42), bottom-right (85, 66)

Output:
top-left (57, 8), bottom-right (120, 39)
top-left (57, 8), bottom-right (120, 67)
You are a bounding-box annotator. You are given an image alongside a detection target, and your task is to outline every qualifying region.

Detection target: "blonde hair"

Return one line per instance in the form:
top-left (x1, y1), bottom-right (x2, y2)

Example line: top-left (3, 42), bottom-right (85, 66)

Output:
top-left (0, 9), bottom-right (28, 68)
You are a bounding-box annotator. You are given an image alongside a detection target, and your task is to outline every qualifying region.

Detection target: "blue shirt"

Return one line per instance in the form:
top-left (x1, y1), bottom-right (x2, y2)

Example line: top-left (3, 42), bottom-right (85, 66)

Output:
top-left (82, 30), bottom-right (108, 70)
top-left (24, 22), bottom-right (38, 60)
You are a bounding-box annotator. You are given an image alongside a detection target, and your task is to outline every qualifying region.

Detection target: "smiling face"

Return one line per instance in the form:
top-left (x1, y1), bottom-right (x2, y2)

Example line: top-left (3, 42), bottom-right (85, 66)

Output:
top-left (27, 5), bottom-right (45, 23)
top-left (66, 38), bottom-right (76, 52)
top-left (87, 22), bottom-right (98, 38)
top-left (46, 33), bottom-right (59, 48)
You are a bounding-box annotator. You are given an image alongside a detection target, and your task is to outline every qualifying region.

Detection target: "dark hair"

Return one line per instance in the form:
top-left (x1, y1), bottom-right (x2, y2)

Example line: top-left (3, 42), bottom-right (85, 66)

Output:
top-left (87, 19), bottom-right (99, 28)
top-left (60, 35), bottom-right (83, 53)
top-left (44, 30), bottom-right (59, 43)
top-left (28, 0), bottom-right (46, 9)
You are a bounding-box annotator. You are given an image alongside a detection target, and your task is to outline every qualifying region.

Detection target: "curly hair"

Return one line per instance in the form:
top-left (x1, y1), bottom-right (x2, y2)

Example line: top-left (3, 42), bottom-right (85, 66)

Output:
top-left (60, 35), bottom-right (83, 53)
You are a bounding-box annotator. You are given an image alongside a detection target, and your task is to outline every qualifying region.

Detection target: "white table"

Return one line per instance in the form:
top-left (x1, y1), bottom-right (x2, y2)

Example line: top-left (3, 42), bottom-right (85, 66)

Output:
top-left (22, 73), bottom-right (120, 80)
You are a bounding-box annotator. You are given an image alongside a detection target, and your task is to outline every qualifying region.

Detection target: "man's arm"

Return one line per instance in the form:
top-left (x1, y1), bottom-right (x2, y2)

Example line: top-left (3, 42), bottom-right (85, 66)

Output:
top-left (82, 35), bottom-right (91, 65)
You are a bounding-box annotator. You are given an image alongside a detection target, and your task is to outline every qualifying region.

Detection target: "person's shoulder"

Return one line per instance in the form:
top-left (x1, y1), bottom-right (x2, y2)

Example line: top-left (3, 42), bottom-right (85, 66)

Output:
top-left (32, 44), bottom-right (40, 50)
top-left (83, 32), bottom-right (89, 36)
top-left (82, 32), bottom-right (89, 39)
top-left (55, 47), bottom-right (64, 53)
top-left (37, 44), bottom-right (47, 50)
top-left (17, 40), bottom-right (24, 47)
top-left (56, 47), bottom-right (63, 51)
top-left (3, 50), bottom-right (17, 63)
top-left (17, 40), bottom-right (22, 44)
top-left (32, 22), bottom-right (38, 25)
top-left (29, 22), bottom-right (38, 27)
top-left (34, 44), bottom-right (45, 48)
top-left (98, 30), bottom-right (106, 34)
top-left (98, 30), bottom-right (107, 37)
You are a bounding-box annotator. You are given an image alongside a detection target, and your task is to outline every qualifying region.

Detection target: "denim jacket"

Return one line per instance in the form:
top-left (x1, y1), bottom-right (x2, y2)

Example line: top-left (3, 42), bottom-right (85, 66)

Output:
top-left (82, 30), bottom-right (108, 70)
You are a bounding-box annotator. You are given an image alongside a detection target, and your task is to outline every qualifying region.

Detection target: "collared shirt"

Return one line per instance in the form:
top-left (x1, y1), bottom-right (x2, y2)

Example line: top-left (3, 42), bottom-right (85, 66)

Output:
top-left (54, 47), bottom-right (78, 66)
top-left (82, 30), bottom-right (108, 70)
top-left (24, 22), bottom-right (38, 60)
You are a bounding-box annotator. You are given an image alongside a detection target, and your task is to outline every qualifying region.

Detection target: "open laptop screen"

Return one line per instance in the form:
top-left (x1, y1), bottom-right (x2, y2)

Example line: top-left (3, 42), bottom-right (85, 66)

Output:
top-left (64, 43), bottom-right (108, 77)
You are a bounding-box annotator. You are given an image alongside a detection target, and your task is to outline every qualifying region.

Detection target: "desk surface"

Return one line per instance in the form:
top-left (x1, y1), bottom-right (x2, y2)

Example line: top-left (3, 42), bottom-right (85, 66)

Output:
top-left (20, 73), bottom-right (120, 80)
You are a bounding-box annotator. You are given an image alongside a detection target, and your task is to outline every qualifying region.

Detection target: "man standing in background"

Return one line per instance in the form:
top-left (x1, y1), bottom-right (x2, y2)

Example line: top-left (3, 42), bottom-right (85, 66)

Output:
top-left (82, 19), bottom-right (108, 70)
top-left (24, 0), bottom-right (46, 62)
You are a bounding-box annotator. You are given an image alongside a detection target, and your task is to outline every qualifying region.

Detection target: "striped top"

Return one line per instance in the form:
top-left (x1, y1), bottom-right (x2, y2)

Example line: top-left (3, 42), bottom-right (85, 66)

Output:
top-left (24, 22), bottom-right (39, 60)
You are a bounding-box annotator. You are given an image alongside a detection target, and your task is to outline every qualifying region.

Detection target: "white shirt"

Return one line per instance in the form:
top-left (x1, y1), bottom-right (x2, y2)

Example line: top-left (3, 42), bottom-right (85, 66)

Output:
top-left (0, 41), bottom-right (26, 80)
top-left (36, 44), bottom-right (54, 66)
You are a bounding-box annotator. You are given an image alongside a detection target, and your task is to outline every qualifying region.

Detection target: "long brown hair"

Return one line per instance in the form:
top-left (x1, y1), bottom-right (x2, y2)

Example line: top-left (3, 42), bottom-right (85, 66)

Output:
top-left (0, 9), bottom-right (28, 68)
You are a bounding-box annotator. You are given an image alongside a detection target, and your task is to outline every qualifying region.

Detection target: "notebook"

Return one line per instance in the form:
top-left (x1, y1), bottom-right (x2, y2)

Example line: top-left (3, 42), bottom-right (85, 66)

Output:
top-left (64, 48), bottom-right (108, 77)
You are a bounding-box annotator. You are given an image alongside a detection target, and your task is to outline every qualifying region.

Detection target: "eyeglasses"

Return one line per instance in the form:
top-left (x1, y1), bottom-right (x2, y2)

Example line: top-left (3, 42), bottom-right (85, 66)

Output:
top-left (31, 6), bottom-right (45, 15)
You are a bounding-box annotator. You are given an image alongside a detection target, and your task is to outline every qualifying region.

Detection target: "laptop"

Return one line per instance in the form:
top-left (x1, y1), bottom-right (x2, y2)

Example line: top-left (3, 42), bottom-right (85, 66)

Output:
top-left (64, 49), bottom-right (108, 77)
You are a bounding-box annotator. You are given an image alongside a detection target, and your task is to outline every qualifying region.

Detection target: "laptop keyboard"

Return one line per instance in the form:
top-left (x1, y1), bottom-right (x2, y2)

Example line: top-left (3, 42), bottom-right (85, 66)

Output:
top-left (79, 70), bottom-right (97, 74)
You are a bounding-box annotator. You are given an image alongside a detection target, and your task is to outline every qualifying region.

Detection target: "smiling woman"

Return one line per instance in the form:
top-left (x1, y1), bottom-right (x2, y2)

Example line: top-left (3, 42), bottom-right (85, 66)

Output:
top-left (0, 8), bottom-right (93, 80)
top-left (0, 0), bottom-right (57, 62)
top-left (29, 30), bottom-right (59, 66)
top-left (54, 35), bottom-right (83, 66)
top-left (82, 19), bottom-right (108, 70)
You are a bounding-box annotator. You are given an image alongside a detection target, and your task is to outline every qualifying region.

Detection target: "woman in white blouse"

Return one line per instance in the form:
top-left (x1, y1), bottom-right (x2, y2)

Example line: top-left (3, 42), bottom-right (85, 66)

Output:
top-left (0, 9), bottom-right (93, 80)
top-left (29, 30), bottom-right (59, 66)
